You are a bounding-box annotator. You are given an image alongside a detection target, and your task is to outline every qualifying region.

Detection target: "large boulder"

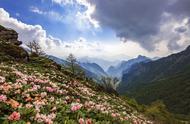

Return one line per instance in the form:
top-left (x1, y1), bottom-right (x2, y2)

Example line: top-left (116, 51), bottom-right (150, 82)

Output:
top-left (0, 25), bottom-right (22, 45)
top-left (0, 25), bottom-right (29, 61)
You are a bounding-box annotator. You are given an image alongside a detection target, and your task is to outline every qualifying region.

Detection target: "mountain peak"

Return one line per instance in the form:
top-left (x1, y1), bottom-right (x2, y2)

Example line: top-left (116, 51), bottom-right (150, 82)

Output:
top-left (137, 55), bottom-right (149, 59)
top-left (107, 55), bottom-right (151, 77)
top-left (186, 45), bottom-right (190, 50)
top-left (137, 55), bottom-right (144, 58)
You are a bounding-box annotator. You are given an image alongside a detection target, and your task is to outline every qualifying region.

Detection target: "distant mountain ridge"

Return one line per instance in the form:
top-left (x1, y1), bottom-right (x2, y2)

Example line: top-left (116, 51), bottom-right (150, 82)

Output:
top-left (79, 62), bottom-right (107, 78)
top-left (119, 45), bottom-right (190, 115)
top-left (48, 55), bottom-right (68, 65)
top-left (107, 55), bottom-right (151, 78)
top-left (47, 55), bottom-right (107, 81)
top-left (79, 57), bottom-right (120, 70)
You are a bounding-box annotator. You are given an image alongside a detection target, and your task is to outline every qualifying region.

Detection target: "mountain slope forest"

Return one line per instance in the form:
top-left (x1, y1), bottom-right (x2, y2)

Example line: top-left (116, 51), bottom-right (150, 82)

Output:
top-left (0, 24), bottom-right (187, 123)
top-left (119, 45), bottom-right (190, 119)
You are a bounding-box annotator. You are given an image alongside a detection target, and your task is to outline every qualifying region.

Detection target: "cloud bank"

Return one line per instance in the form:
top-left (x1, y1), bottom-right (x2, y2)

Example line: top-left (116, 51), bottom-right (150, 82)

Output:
top-left (0, 8), bottom-right (148, 61)
top-left (87, 0), bottom-right (190, 51)
top-left (0, 4), bottom-right (190, 62)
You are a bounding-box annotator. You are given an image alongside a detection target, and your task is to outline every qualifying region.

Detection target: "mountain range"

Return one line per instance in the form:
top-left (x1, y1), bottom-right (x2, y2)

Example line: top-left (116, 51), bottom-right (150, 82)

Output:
top-left (118, 45), bottom-right (190, 115)
top-left (107, 55), bottom-right (151, 78)
top-left (79, 57), bottom-right (120, 71)
top-left (79, 62), bottom-right (107, 78)
top-left (47, 55), bottom-right (107, 81)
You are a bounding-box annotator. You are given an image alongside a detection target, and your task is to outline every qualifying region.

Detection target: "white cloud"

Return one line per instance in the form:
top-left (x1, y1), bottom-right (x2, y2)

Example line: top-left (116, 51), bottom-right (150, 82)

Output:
top-left (0, 7), bottom-right (146, 60)
top-left (30, 6), bottom-right (97, 32)
top-left (1, 7), bottom-right (190, 63)
top-left (0, 8), bottom-right (59, 50)
top-left (30, 6), bottom-right (43, 14)
top-left (30, 6), bottom-right (65, 23)
top-left (52, 0), bottom-right (74, 5)
top-left (50, 0), bottom-right (99, 28)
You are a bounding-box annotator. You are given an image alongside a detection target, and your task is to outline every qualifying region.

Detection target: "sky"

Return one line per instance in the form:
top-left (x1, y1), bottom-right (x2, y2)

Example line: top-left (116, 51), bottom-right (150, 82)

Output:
top-left (0, 0), bottom-right (190, 62)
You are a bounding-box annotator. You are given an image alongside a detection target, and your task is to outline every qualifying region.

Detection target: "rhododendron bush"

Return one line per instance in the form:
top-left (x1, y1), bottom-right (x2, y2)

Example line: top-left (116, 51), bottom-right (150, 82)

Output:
top-left (0, 61), bottom-right (152, 124)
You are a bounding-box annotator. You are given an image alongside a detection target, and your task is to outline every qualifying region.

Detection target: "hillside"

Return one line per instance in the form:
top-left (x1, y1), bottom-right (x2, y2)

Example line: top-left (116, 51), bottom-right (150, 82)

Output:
top-left (107, 56), bottom-right (151, 78)
top-left (119, 46), bottom-right (190, 115)
top-left (1, 25), bottom-right (188, 124)
top-left (0, 57), bottom-right (153, 124)
top-left (0, 25), bottom-right (158, 124)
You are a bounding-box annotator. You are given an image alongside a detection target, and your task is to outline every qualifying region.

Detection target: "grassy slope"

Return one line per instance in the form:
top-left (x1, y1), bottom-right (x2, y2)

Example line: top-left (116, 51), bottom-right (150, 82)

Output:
top-left (0, 56), bottom-right (155, 124)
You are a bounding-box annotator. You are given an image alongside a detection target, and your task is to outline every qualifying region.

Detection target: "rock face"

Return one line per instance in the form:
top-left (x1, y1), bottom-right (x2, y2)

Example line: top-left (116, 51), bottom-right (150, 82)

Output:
top-left (0, 25), bottom-right (29, 61)
top-left (0, 25), bottom-right (22, 45)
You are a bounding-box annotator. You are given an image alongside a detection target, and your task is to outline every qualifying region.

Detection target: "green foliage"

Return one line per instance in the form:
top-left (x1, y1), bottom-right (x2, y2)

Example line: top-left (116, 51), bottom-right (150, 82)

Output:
top-left (120, 46), bottom-right (190, 116)
top-left (143, 101), bottom-right (181, 124)
top-left (122, 98), bottom-right (186, 124)
top-left (123, 96), bottom-right (145, 112)
top-left (18, 107), bottom-right (36, 121)
top-left (127, 71), bottom-right (190, 115)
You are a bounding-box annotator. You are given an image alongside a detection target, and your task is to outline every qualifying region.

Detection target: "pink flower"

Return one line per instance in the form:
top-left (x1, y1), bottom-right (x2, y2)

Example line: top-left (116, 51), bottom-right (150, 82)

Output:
top-left (65, 96), bottom-right (70, 100)
top-left (40, 92), bottom-right (47, 98)
top-left (85, 118), bottom-right (92, 124)
top-left (25, 104), bottom-right (33, 108)
top-left (44, 118), bottom-right (53, 124)
top-left (46, 87), bottom-right (55, 92)
top-left (14, 71), bottom-right (24, 77)
top-left (71, 103), bottom-right (82, 112)
top-left (0, 95), bottom-right (7, 102)
top-left (111, 113), bottom-right (117, 117)
top-left (32, 85), bottom-right (40, 91)
top-left (0, 76), bottom-right (5, 83)
top-left (76, 99), bottom-right (80, 103)
top-left (78, 118), bottom-right (85, 124)
top-left (8, 112), bottom-right (21, 121)
top-left (35, 113), bottom-right (55, 124)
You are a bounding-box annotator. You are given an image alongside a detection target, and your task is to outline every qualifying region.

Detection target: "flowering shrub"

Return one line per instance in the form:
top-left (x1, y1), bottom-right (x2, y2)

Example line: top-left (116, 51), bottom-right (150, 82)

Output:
top-left (0, 60), bottom-right (153, 124)
top-left (0, 94), bottom-right (7, 102)
top-left (8, 112), bottom-right (21, 121)
top-left (78, 118), bottom-right (85, 124)
top-left (71, 103), bottom-right (83, 112)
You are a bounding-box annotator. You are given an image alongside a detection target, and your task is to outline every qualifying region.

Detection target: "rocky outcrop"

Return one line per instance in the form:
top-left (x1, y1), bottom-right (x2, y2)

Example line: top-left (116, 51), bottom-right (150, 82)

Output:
top-left (0, 25), bottom-right (22, 45)
top-left (0, 25), bottom-right (29, 61)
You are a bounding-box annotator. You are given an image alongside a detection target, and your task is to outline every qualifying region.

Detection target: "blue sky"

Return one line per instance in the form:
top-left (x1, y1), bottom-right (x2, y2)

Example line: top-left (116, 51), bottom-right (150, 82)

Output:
top-left (0, 0), bottom-right (116, 41)
top-left (0, 0), bottom-right (190, 62)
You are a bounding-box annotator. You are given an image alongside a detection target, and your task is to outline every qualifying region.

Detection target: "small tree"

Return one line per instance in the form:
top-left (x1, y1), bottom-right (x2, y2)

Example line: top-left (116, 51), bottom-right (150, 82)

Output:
top-left (101, 77), bottom-right (120, 94)
top-left (26, 40), bottom-right (44, 56)
top-left (67, 53), bottom-right (77, 75)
